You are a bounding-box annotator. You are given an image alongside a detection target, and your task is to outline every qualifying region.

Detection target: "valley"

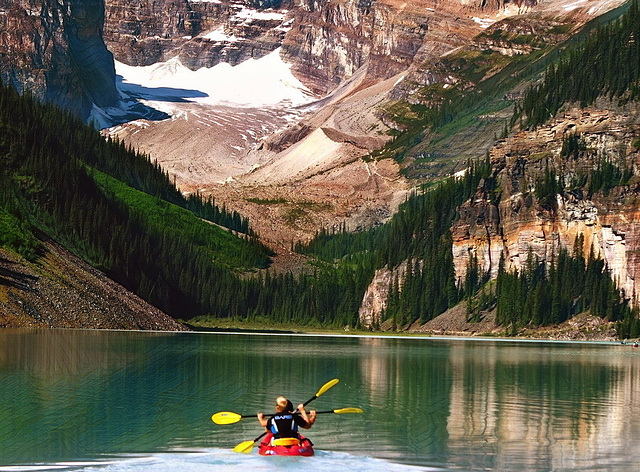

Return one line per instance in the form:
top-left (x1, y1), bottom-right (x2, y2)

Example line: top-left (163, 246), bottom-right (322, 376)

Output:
top-left (99, 0), bottom-right (628, 255)
top-left (1, 0), bottom-right (639, 336)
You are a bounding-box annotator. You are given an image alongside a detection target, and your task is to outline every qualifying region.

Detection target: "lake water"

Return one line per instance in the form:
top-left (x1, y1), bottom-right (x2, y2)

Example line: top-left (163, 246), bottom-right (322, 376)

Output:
top-left (1, 329), bottom-right (639, 471)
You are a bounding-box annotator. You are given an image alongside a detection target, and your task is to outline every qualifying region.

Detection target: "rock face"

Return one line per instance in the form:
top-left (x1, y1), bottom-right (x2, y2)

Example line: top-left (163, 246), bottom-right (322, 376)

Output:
top-left (103, 0), bottom-right (293, 68)
top-left (451, 104), bottom-right (640, 304)
top-left (359, 261), bottom-right (408, 327)
top-left (0, 0), bottom-right (118, 119)
top-left (100, 0), bottom-right (545, 96)
top-left (281, 0), bottom-right (474, 95)
top-left (360, 104), bottom-right (640, 329)
top-left (2, 0), bottom-right (622, 128)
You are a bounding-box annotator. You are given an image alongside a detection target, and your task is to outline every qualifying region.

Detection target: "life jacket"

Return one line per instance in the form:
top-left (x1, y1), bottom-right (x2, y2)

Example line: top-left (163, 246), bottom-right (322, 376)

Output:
top-left (269, 413), bottom-right (300, 438)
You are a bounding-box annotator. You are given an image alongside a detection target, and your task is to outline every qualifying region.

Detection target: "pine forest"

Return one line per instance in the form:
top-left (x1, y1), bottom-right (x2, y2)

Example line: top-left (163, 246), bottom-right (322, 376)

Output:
top-left (1, 0), bottom-right (640, 335)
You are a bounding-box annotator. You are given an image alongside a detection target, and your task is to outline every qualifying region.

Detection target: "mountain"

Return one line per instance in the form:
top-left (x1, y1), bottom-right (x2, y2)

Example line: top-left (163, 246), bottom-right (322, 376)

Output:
top-left (0, 0), bottom-right (119, 119)
top-left (0, 81), bottom-right (275, 327)
top-left (358, 0), bottom-right (640, 336)
top-left (1, 0), bottom-right (639, 337)
top-left (97, 0), bottom-right (630, 250)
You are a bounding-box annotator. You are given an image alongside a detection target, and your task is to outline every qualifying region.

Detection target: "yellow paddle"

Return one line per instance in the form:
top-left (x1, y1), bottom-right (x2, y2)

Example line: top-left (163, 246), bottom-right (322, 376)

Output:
top-left (212, 411), bottom-right (251, 425)
top-left (213, 406), bottom-right (363, 425)
top-left (314, 407), bottom-right (364, 415)
top-left (231, 378), bottom-right (340, 453)
top-left (233, 432), bottom-right (268, 454)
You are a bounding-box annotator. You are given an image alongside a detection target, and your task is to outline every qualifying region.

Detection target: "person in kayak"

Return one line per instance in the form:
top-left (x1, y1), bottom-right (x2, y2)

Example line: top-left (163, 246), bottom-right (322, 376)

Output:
top-left (257, 396), bottom-right (317, 439)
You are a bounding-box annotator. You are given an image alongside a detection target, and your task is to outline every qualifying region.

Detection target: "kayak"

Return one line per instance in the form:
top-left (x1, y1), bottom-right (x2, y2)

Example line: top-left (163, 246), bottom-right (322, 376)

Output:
top-left (258, 433), bottom-right (314, 456)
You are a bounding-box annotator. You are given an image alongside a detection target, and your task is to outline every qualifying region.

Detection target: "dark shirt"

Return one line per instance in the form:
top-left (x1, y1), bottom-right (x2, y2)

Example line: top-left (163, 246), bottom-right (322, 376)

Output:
top-left (267, 413), bottom-right (308, 438)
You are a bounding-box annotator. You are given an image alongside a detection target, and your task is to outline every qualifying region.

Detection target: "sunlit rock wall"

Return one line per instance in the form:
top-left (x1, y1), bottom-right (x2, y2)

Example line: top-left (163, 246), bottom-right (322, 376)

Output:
top-left (451, 107), bottom-right (640, 304)
top-left (103, 0), bottom-right (294, 68)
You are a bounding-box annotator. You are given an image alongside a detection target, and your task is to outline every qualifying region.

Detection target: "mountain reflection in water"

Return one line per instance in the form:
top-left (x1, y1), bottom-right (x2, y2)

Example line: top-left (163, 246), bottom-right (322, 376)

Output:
top-left (0, 330), bottom-right (638, 471)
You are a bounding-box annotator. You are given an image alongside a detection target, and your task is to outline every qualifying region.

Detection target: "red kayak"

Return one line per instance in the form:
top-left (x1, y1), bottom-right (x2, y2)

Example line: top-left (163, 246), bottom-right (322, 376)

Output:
top-left (258, 433), bottom-right (314, 456)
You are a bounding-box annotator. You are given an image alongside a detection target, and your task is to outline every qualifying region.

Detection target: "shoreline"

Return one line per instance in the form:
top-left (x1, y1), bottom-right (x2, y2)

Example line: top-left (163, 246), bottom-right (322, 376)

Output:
top-left (0, 314), bottom-right (626, 345)
top-left (0, 324), bottom-right (628, 346)
top-left (182, 311), bottom-right (622, 343)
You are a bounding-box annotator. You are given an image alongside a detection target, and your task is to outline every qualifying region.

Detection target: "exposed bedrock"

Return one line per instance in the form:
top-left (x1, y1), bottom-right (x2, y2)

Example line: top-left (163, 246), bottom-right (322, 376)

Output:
top-left (103, 0), bottom-right (294, 68)
top-left (0, 0), bottom-right (118, 119)
top-left (451, 106), bottom-right (640, 304)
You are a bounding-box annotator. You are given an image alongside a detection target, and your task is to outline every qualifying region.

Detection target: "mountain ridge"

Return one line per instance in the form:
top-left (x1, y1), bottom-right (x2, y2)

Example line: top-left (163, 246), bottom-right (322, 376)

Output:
top-left (1, 0), bottom-right (639, 337)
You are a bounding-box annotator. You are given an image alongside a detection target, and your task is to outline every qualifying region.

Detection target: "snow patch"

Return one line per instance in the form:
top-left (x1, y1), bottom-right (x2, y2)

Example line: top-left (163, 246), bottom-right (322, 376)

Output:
top-left (472, 17), bottom-right (496, 28)
top-left (275, 17), bottom-right (294, 32)
top-left (115, 48), bottom-right (316, 109)
top-left (393, 75), bottom-right (405, 87)
top-left (234, 7), bottom-right (287, 21)
top-left (203, 26), bottom-right (242, 42)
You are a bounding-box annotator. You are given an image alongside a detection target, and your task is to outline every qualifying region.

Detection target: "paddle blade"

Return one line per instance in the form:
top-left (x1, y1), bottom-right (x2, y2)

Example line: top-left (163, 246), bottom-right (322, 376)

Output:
top-left (333, 407), bottom-right (364, 414)
top-left (233, 440), bottom-right (256, 454)
top-left (211, 411), bottom-right (242, 425)
top-left (316, 378), bottom-right (339, 397)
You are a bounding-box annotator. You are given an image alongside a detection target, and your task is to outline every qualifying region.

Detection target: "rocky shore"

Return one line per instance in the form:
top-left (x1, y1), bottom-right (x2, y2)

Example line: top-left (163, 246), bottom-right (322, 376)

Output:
top-left (407, 303), bottom-right (619, 342)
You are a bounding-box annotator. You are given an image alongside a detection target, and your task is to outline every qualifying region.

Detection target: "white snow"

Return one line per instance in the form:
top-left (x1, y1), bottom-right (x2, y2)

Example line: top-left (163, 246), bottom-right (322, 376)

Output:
top-left (234, 7), bottom-right (287, 21)
top-left (203, 26), bottom-right (242, 42)
top-left (115, 48), bottom-right (315, 109)
top-left (472, 17), bottom-right (496, 29)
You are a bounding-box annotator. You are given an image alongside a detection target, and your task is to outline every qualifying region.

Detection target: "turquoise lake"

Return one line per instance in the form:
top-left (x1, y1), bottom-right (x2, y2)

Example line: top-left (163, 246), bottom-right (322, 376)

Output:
top-left (1, 329), bottom-right (639, 471)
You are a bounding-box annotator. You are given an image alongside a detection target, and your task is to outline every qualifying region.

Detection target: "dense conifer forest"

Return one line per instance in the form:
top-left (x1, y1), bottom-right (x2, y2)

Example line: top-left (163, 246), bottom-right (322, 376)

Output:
top-left (301, 0), bottom-right (640, 334)
top-left (0, 82), bottom-right (270, 318)
top-left (1, 0), bottom-right (640, 334)
top-left (0, 83), bottom-right (490, 327)
top-left (519, 0), bottom-right (640, 128)
top-left (494, 243), bottom-right (638, 338)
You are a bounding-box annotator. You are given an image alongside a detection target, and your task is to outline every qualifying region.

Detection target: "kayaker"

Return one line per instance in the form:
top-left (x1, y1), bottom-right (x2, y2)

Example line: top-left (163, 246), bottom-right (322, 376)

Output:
top-left (257, 396), bottom-right (317, 439)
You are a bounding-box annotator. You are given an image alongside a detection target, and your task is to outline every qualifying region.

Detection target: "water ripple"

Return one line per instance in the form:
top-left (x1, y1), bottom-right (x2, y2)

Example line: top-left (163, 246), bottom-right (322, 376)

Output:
top-left (0, 450), bottom-right (438, 472)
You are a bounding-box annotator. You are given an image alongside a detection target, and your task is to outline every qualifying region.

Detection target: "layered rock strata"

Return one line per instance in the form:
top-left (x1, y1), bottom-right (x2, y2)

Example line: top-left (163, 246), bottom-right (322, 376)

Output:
top-left (360, 104), bottom-right (640, 329)
top-left (452, 105), bottom-right (640, 303)
top-left (0, 0), bottom-right (118, 119)
top-left (103, 0), bottom-right (294, 68)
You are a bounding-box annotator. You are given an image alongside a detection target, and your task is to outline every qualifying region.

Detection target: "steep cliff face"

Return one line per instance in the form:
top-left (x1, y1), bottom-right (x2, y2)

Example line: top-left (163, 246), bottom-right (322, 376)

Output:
top-left (0, 0), bottom-right (118, 119)
top-left (359, 103), bottom-right (640, 329)
top-left (281, 0), bottom-right (465, 95)
top-left (100, 0), bottom-right (544, 96)
top-left (103, 0), bottom-right (293, 68)
top-left (451, 104), bottom-right (640, 303)
top-left (277, 0), bottom-right (548, 95)
top-left (359, 260), bottom-right (408, 327)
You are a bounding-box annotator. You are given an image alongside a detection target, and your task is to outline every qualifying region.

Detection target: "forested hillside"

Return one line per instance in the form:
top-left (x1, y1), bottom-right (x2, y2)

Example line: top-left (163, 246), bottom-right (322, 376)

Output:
top-left (519, 0), bottom-right (639, 128)
top-left (298, 0), bottom-right (640, 335)
top-left (499, 0), bottom-right (640, 337)
top-left (0, 83), bottom-right (272, 319)
top-left (2, 0), bottom-right (640, 335)
top-left (0, 82), bottom-right (489, 327)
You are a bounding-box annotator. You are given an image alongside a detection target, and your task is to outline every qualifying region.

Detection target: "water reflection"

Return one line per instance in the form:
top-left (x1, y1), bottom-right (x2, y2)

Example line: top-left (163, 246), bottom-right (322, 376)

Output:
top-left (351, 338), bottom-right (640, 470)
top-left (1, 331), bottom-right (639, 471)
